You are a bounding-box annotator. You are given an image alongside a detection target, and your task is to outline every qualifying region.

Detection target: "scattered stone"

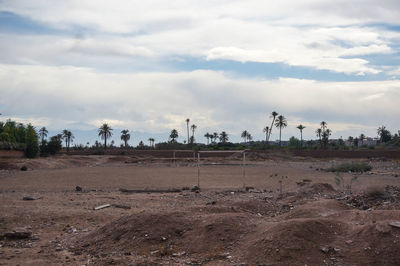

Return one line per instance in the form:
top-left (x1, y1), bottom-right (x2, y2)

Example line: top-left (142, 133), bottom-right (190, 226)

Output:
top-left (75, 186), bottom-right (82, 192)
top-left (172, 251), bottom-right (186, 257)
top-left (20, 166), bottom-right (28, 171)
top-left (23, 196), bottom-right (35, 201)
top-left (206, 201), bottom-right (217, 205)
top-left (320, 246), bottom-right (339, 254)
top-left (345, 240), bottom-right (353, 245)
top-left (191, 185), bottom-right (200, 192)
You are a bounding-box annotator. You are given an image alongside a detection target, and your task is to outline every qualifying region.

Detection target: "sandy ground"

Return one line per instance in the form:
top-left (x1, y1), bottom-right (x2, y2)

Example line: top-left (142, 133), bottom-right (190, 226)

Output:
top-left (1, 154), bottom-right (400, 265)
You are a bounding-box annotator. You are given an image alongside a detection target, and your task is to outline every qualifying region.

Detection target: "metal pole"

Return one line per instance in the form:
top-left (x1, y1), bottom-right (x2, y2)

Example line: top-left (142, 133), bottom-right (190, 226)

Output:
top-left (242, 152), bottom-right (246, 188)
top-left (197, 153), bottom-right (200, 188)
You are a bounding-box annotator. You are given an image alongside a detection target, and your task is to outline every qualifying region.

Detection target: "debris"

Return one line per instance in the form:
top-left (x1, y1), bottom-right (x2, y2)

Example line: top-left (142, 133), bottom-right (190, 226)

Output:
top-left (94, 204), bottom-right (111, 210)
top-left (112, 204), bottom-right (131, 209)
top-left (75, 186), bottom-right (82, 192)
top-left (172, 251), bottom-right (186, 257)
top-left (345, 240), bottom-right (353, 245)
top-left (119, 188), bottom-right (181, 193)
top-left (23, 196), bottom-right (35, 201)
top-left (150, 250), bottom-right (160, 255)
top-left (389, 222), bottom-right (400, 228)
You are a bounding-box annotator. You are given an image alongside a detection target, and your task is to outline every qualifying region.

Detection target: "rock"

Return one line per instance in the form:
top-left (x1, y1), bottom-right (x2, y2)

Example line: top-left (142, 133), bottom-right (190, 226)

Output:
top-left (389, 221), bottom-right (400, 228)
top-left (20, 166), bottom-right (28, 171)
top-left (22, 196), bottom-right (35, 201)
top-left (75, 186), bottom-right (82, 192)
top-left (345, 240), bottom-right (353, 245)
top-left (206, 201), bottom-right (217, 205)
top-left (3, 230), bottom-right (32, 239)
top-left (191, 185), bottom-right (200, 192)
top-left (376, 223), bottom-right (391, 233)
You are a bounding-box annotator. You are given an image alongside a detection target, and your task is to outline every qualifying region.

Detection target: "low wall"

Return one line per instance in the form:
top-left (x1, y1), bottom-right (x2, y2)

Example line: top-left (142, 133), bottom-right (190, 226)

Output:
top-left (0, 150), bottom-right (24, 158)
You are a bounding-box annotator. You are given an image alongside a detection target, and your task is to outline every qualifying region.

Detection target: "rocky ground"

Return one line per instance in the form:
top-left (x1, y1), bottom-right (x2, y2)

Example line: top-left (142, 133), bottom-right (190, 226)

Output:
top-left (1, 154), bottom-right (400, 265)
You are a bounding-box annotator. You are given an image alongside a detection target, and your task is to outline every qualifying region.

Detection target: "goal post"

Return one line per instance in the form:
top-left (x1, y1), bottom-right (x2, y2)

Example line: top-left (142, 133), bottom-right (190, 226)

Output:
top-left (197, 150), bottom-right (248, 189)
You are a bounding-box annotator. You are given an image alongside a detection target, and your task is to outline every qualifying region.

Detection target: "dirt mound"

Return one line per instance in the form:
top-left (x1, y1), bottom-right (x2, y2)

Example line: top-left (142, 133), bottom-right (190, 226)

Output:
top-left (0, 160), bottom-right (19, 170)
top-left (297, 182), bottom-right (336, 198)
top-left (345, 221), bottom-right (400, 265)
top-left (245, 219), bottom-right (345, 265)
top-left (310, 183), bottom-right (336, 193)
top-left (70, 211), bottom-right (250, 260)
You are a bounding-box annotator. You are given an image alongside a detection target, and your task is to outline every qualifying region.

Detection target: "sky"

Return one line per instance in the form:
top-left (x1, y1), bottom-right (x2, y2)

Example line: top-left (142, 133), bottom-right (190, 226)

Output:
top-left (0, 0), bottom-right (400, 145)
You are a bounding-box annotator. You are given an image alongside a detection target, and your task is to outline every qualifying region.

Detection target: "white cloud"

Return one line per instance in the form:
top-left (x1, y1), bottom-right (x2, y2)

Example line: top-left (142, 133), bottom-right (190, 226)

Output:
top-left (1, 1), bottom-right (399, 74)
top-left (0, 64), bottom-right (399, 141)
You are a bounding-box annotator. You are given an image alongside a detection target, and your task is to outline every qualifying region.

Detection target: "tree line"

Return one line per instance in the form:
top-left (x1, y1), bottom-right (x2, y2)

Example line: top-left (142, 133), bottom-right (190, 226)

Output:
top-left (0, 113), bottom-right (399, 158)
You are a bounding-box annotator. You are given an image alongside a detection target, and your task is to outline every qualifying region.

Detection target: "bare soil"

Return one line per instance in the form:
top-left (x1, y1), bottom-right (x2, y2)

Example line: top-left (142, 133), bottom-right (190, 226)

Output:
top-left (1, 154), bottom-right (400, 265)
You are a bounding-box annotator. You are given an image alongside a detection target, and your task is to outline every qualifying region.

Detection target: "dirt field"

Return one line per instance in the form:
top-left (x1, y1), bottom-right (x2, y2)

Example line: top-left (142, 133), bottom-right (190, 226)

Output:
top-left (1, 153), bottom-right (400, 265)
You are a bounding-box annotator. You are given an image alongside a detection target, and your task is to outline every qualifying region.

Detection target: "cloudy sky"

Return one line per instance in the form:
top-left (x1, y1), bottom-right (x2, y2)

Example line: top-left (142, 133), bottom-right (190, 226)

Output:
top-left (0, 0), bottom-right (399, 145)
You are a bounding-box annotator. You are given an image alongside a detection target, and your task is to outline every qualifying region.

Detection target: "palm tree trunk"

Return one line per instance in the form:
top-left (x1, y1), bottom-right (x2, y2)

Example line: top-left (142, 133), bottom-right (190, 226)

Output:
top-left (186, 123), bottom-right (189, 144)
top-left (279, 127), bottom-right (282, 146)
top-left (104, 137), bottom-right (107, 150)
top-left (300, 131), bottom-right (303, 148)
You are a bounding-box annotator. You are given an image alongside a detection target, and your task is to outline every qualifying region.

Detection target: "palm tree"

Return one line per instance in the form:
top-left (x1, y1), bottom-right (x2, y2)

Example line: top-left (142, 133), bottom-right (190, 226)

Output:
top-left (268, 111), bottom-right (278, 142)
top-left (186, 118), bottom-right (190, 144)
top-left (263, 126), bottom-right (269, 142)
top-left (204, 133), bottom-right (211, 145)
top-left (220, 131), bottom-right (229, 143)
top-left (320, 121), bottom-right (327, 132)
top-left (275, 115), bottom-right (287, 146)
top-left (149, 138), bottom-right (155, 147)
top-left (296, 124), bottom-right (306, 148)
top-left (241, 130), bottom-right (249, 143)
top-left (213, 132), bottom-right (219, 144)
top-left (39, 126), bottom-right (48, 144)
top-left (169, 129), bottom-right (178, 143)
top-left (120, 129), bottom-right (130, 147)
top-left (98, 123), bottom-right (113, 150)
top-left (62, 129), bottom-right (74, 152)
top-left (247, 133), bottom-right (253, 142)
top-left (323, 129), bottom-right (332, 148)
top-left (359, 133), bottom-right (366, 146)
top-left (190, 124), bottom-right (197, 144)
top-left (316, 128), bottom-right (322, 147)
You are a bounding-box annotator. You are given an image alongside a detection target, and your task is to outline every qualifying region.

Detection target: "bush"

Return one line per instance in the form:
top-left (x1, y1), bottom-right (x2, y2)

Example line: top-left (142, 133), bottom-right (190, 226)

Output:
top-left (24, 124), bottom-right (39, 158)
top-left (40, 136), bottom-right (62, 156)
top-left (326, 162), bottom-right (372, 173)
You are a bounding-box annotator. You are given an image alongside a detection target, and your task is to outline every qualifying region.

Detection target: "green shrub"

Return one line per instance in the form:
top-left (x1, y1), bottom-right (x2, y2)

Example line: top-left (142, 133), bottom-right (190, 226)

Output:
top-left (326, 162), bottom-right (372, 173)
